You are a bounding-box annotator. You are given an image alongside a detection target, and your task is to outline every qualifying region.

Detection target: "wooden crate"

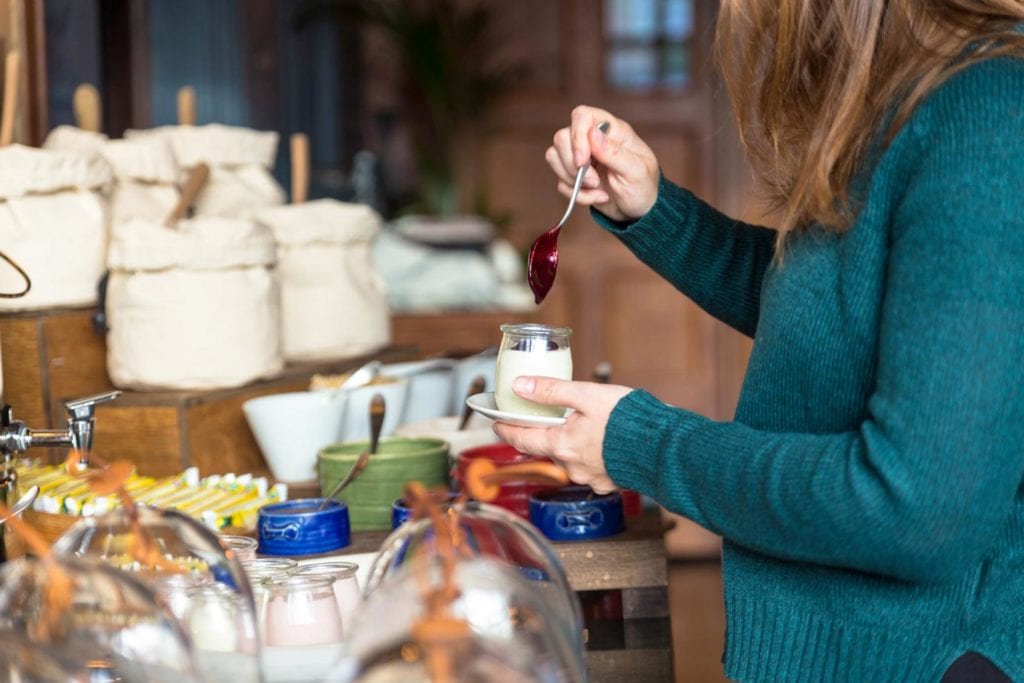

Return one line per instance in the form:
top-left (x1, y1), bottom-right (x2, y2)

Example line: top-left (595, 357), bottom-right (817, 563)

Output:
top-left (0, 306), bottom-right (553, 480)
top-left (92, 346), bottom-right (417, 479)
top-left (0, 306), bottom-right (423, 478)
top-left (0, 307), bottom-right (525, 427)
top-left (0, 305), bottom-right (113, 431)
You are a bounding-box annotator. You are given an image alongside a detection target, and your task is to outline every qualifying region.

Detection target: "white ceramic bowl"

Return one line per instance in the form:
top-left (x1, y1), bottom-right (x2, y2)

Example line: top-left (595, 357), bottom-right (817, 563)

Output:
top-left (242, 392), bottom-right (347, 483)
top-left (337, 378), bottom-right (410, 441)
top-left (383, 359), bottom-right (456, 423)
top-left (394, 414), bottom-right (500, 461)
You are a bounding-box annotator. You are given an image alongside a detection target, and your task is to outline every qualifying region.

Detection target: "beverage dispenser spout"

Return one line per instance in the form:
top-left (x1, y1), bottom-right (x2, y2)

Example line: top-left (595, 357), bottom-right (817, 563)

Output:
top-left (0, 390), bottom-right (121, 561)
top-left (0, 390), bottom-right (121, 458)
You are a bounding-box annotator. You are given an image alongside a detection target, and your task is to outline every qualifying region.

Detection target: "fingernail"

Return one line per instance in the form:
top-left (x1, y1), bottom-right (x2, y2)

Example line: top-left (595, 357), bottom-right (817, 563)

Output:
top-left (573, 150), bottom-right (585, 167)
top-left (513, 377), bottom-right (535, 395)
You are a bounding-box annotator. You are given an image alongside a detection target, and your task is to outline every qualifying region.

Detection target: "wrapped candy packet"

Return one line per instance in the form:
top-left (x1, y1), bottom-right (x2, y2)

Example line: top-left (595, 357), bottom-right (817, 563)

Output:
top-left (15, 460), bottom-right (287, 532)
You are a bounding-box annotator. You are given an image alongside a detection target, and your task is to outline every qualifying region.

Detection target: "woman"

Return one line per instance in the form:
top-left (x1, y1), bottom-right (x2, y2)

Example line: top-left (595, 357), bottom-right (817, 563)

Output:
top-left (494, 2), bottom-right (1024, 681)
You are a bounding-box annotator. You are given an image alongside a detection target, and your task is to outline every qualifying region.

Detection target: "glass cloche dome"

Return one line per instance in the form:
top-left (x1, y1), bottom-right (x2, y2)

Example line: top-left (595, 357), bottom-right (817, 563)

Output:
top-left (366, 499), bottom-right (584, 651)
top-left (51, 504), bottom-right (262, 682)
top-left (0, 553), bottom-right (201, 682)
top-left (328, 555), bottom-right (586, 683)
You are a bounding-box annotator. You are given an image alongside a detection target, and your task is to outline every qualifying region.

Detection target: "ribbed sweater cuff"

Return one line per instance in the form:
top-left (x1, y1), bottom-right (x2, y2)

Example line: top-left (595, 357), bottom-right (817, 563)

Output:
top-left (603, 388), bottom-right (701, 495)
top-left (590, 173), bottom-right (697, 251)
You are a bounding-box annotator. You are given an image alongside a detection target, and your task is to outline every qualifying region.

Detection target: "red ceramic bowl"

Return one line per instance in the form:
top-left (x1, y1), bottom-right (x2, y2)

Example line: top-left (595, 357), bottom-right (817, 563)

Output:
top-left (453, 443), bottom-right (559, 519)
top-left (621, 489), bottom-right (642, 517)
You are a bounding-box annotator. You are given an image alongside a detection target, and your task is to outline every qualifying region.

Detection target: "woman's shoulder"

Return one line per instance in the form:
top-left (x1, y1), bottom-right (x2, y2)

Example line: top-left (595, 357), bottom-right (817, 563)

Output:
top-left (912, 55), bottom-right (1024, 127)
top-left (888, 55), bottom-right (1024, 169)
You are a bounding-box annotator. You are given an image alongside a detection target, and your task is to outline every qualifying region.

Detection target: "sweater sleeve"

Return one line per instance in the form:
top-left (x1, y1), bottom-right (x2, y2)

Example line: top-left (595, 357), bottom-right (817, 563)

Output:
top-left (591, 175), bottom-right (776, 337)
top-left (604, 59), bottom-right (1024, 584)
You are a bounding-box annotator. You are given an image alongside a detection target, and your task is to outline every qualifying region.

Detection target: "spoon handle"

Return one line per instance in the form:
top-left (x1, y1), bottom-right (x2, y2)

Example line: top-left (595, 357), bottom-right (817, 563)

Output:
top-left (164, 162), bottom-right (210, 228)
top-left (458, 375), bottom-right (487, 430)
top-left (318, 393), bottom-right (387, 511)
top-left (318, 450), bottom-right (369, 510)
top-left (368, 393), bottom-right (386, 456)
top-left (555, 121), bottom-right (611, 229)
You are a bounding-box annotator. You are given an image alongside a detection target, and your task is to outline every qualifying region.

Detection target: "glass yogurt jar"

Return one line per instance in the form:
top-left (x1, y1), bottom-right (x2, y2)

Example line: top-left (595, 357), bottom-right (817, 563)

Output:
top-left (495, 323), bottom-right (573, 417)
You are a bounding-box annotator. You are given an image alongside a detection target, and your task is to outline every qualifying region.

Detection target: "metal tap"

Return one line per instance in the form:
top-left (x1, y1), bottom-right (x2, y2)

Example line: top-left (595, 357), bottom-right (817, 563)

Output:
top-left (0, 390), bottom-right (121, 458)
top-left (0, 390), bottom-right (121, 561)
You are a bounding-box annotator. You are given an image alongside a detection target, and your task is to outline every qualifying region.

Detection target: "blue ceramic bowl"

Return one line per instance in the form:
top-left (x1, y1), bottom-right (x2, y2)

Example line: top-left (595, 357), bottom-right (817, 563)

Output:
top-left (391, 493), bottom-right (459, 530)
top-left (258, 498), bottom-right (351, 556)
top-left (391, 498), bottom-right (415, 530)
top-left (529, 486), bottom-right (625, 542)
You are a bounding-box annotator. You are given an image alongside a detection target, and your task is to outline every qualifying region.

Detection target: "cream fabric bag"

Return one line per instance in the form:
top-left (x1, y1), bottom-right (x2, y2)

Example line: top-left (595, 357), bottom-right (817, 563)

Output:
top-left (256, 199), bottom-right (390, 361)
top-left (0, 144), bottom-right (112, 311)
top-left (127, 124), bottom-right (285, 219)
top-left (106, 216), bottom-right (283, 390)
top-left (45, 126), bottom-right (181, 224)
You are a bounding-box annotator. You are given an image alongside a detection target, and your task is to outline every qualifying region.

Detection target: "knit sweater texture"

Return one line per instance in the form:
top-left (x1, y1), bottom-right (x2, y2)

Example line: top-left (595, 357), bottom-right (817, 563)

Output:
top-left (596, 57), bottom-right (1024, 682)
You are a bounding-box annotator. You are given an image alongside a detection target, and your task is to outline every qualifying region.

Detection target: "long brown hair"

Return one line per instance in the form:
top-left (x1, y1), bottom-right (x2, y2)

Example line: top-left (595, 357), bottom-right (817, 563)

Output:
top-left (716, 1), bottom-right (1024, 237)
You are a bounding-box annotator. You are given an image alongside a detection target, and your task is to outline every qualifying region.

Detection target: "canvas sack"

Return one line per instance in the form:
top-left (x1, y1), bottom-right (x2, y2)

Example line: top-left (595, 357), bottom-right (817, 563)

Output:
top-left (106, 216), bottom-right (283, 390)
top-left (127, 124), bottom-right (284, 219)
top-left (0, 144), bottom-right (112, 311)
top-left (257, 199), bottom-right (389, 361)
top-left (45, 126), bottom-right (181, 224)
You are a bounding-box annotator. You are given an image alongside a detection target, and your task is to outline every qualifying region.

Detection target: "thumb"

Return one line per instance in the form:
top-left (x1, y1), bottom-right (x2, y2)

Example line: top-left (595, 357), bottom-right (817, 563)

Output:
top-left (589, 123), bottom-right (628, 174)
top-left (512, 376), bottom-right (580, 409)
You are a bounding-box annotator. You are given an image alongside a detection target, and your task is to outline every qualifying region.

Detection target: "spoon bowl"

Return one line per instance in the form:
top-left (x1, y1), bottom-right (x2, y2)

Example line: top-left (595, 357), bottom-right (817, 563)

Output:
top-left (338, 360), bottom-right (381, 392)
top-left (319, 359), bottom-right (382, 404)
top-left (528, 121), bottom-right (610, 304)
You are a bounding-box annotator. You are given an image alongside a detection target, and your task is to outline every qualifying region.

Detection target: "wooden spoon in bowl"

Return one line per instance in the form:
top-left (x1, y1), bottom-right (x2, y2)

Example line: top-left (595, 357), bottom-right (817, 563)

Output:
top-left (1, 51), bottom-right (21, 147)
top-left (73, 83), bottom-right (102, 133)
top-left (163, 162), bottom-right (210, 228)
top-left (458, 375), bottom-right (487, 430)
top-left (319, 393), bottom-right (386, 510)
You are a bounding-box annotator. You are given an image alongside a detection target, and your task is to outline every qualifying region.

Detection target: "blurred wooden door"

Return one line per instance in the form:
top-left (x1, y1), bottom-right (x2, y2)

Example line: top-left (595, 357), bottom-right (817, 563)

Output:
top-left (476, 0), bottom-right (758, 556)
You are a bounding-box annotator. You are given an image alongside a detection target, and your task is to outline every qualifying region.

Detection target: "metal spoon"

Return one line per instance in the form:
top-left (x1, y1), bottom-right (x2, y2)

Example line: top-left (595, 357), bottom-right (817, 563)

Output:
top-left (339, 360), bottom-right (381, 391)
top-left (318, 394), bottom-right (386, 510)
top-left (323, 359), bottom-right (382, 402)
top-left (0, 485), bottom-right (39, 523)
top-left (527, 121), bottom-right (610, 304)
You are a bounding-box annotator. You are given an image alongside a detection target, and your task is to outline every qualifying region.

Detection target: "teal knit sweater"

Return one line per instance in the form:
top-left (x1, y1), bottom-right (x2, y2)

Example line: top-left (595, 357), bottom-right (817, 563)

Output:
top-left (596, 58), bottom-right (1024, 681)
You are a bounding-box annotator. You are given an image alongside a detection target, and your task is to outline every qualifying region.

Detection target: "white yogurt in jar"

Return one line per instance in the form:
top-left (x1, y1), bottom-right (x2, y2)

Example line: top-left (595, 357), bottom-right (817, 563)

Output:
top-left (495, 345), bottom-right (572, 417)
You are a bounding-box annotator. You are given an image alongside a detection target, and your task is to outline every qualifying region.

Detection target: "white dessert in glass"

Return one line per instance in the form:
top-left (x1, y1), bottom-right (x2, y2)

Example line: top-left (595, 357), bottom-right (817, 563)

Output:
top-left (495, 323), bottom-right (573, 417)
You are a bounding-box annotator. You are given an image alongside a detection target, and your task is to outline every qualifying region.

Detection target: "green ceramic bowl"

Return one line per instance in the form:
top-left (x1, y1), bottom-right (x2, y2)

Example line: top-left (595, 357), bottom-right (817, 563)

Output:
top-left (318, 437), bottom-right (449, 530)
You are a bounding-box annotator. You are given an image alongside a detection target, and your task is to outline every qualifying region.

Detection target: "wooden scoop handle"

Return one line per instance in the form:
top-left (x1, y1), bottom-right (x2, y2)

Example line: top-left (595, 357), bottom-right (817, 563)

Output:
top-left (164, 162), bottom-right (210, 227)
top-left (177, 86), bottom-right (197, 126)
top-left (1, 51), bottom-right (20, 147)
top-left (73, 83), bottom-right (102, 133)
top-left (290, 132), bottom-right (310, 204)
top-left (464, 459), bottom-right (569, 502)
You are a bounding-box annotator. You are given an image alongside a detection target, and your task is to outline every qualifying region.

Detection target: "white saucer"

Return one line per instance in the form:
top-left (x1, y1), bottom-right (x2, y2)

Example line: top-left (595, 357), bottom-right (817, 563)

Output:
top-left (466, 392), bottom-right (568, 428)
